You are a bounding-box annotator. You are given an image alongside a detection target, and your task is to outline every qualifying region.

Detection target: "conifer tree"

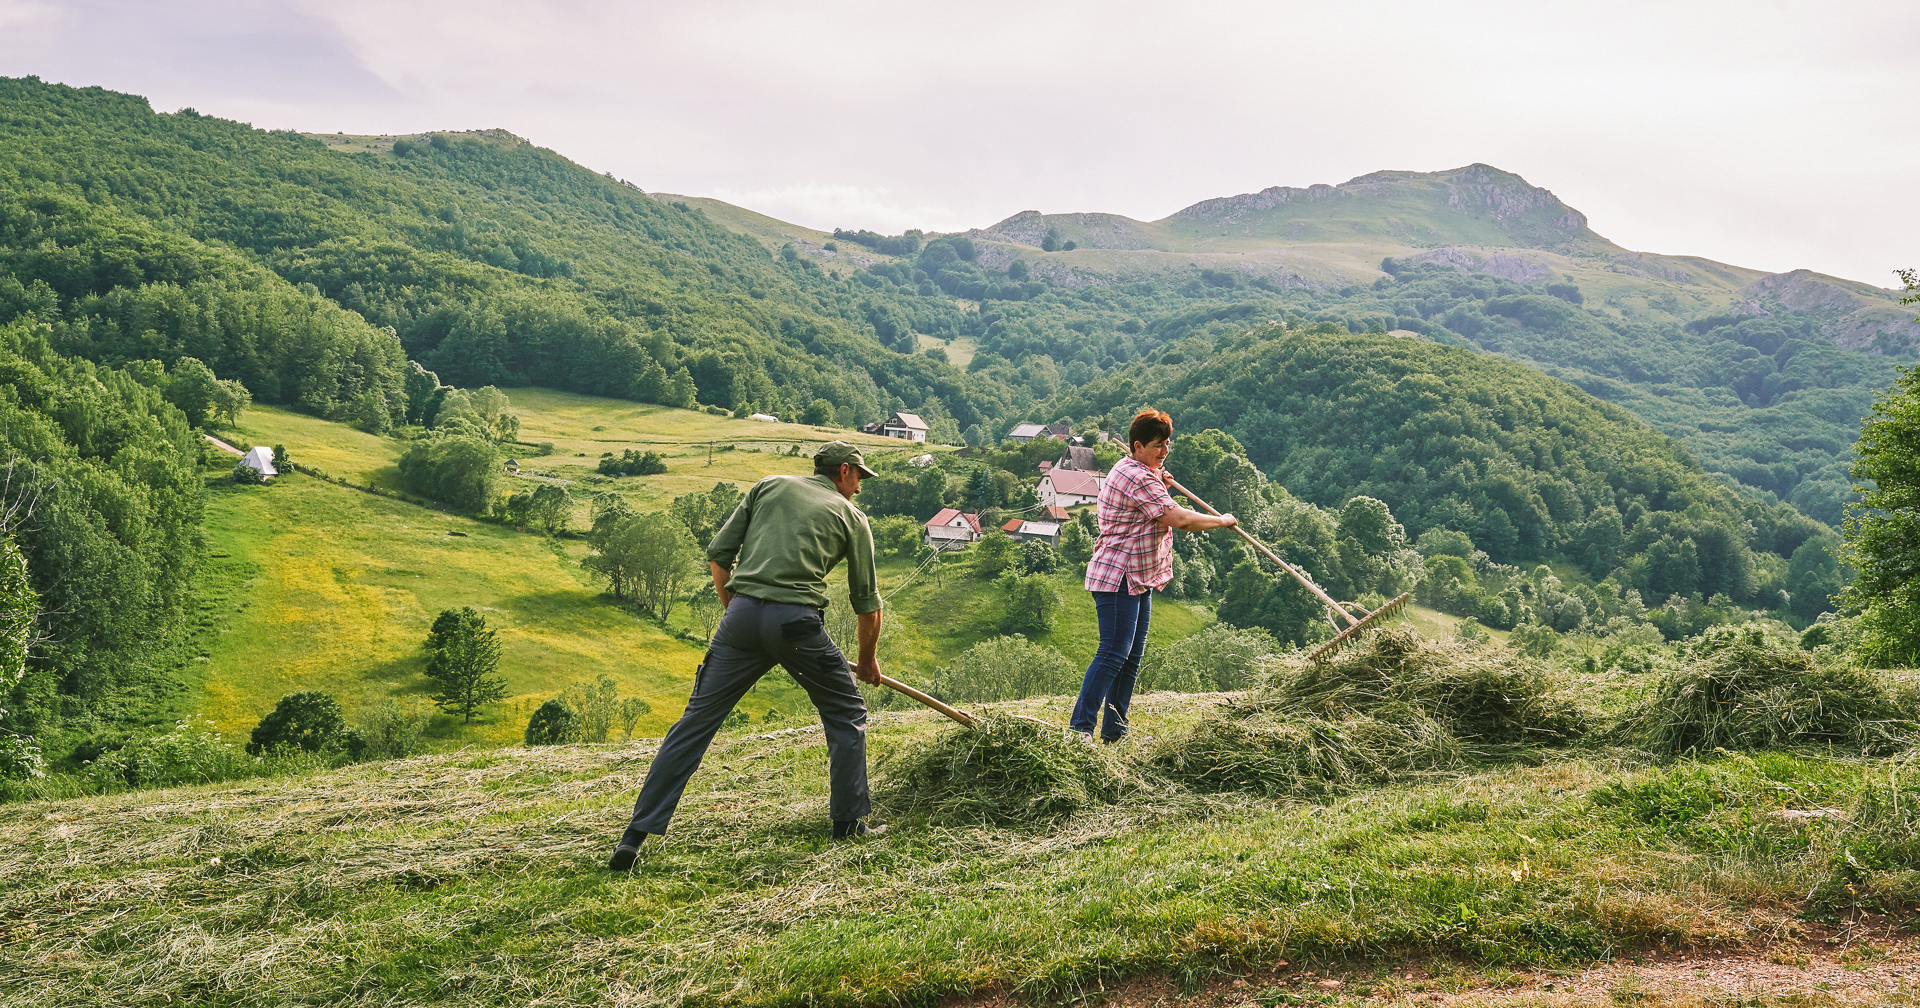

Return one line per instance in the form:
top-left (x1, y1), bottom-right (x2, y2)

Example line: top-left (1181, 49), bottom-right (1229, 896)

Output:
top-left (425, 607), bottom-right (507, 724)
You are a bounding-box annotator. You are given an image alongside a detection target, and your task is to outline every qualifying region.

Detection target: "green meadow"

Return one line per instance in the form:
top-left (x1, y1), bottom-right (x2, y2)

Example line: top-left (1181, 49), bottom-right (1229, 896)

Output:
top-left (194, 473), bottom-right (748, 747)
top-left (231, 389), bottom-right (921, 530)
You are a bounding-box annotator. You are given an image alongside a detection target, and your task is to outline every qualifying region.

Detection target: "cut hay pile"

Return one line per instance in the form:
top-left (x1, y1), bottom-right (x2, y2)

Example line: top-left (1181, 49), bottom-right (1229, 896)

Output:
top-left (875, 712), bottom-right (1155, 826)
top-left (1276, 630), bottom-right (1587, 747)
top-left (1151, 631), bottom-right (1583, 795)
top-left (1626, 626), bottom-right (1920, 756)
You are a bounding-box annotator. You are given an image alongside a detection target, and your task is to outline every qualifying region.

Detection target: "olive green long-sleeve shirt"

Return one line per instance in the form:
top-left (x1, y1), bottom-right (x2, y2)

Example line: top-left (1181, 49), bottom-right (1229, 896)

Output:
top-left (706, 474), bottom-right (882, 614)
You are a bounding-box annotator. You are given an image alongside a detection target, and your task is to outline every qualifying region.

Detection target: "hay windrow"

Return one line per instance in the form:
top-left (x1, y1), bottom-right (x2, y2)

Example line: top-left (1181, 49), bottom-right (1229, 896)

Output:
top-left (1625, 626), bottom-right (1920, 756)
top-left (874, 712), bottom-right (1157, 826)
top-left (1271, 630), bottom-right (1587, 745)
top-left (1150, 630), bottom-right (1581, 795)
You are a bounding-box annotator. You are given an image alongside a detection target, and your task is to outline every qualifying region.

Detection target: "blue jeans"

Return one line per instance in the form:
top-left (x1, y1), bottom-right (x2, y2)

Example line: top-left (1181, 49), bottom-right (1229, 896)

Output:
top-left (1069, 581), bottom-right (1151, 740)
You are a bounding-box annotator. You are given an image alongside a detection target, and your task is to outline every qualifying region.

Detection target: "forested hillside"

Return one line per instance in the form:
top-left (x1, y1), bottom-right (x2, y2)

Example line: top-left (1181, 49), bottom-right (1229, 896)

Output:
top-left (708, 172), bottom-right (1916, 525)
top-left (1051, 325), bottom-right (1839, 637)
top-left (0, 325), bottom-right (204, 749)
top-left (0, 76), bottom-right (1002, 434)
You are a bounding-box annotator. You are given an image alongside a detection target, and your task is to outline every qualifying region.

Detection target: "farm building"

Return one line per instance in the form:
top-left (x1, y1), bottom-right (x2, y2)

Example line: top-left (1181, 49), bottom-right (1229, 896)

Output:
top-left (1054, 445), bottom-right (1102, 473)
top-left (881, 412), bottom-right (928, 442)
top-left (1007, 423), bottom-right (1049, 443)
top-left (923, 508), bottom-right (981, 548)
top-left (1037, 469), bottom-right (1102, 508)
top-left (239, 446), bottom-right (277, 479)
top-left (1000, 519), bottom-right (1062, 545)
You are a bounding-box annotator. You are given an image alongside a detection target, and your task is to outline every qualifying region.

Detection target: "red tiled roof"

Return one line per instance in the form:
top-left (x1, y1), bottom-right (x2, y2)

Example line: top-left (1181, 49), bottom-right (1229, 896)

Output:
top-left (1043, 506), bottom-right (1070, 521)
top-left (925, 508), bottom-right (982, 532)
top-left (1002, 518), bottom-right (1025, 533)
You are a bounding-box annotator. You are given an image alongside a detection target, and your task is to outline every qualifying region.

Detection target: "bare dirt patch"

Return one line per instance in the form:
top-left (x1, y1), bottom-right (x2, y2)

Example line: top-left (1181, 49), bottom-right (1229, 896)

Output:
top-left (945, 924), bottom-right (1920, 1007)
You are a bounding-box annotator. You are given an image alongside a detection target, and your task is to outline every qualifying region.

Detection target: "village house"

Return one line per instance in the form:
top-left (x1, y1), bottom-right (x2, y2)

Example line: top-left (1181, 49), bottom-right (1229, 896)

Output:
top-left (1037, 469), bottom-right (1102, 508)
top-left (922, 508), bottom-right (981, 548)
top-left (880, 412), bottom-right (929, 442)
top-left (1007, 422), bottom-right (1049, 443)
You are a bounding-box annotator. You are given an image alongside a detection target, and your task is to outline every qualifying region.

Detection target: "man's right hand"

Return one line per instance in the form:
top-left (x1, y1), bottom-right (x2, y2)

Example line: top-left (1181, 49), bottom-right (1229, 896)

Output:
top-left (851, 658), bottom-right (881, 685)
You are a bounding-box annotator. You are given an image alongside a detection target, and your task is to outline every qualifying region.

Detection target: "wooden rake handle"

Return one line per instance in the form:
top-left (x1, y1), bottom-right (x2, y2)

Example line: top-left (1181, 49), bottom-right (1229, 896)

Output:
top-left (875, 672), bottom-right (976, 727)
top-left (1166, 477), bottom-right (1365, 630)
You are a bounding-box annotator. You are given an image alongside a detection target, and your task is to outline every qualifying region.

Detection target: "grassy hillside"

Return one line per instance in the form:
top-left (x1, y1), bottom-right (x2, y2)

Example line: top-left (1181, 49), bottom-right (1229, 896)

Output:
top-left (231, 389), bottom-right (918, 525)
top-left (194, 473), bottom-right (726, 746)
top-left (11, 658), bottom-right (1920, 1007)
top-left (204, 392), bottom-right (1220, 745)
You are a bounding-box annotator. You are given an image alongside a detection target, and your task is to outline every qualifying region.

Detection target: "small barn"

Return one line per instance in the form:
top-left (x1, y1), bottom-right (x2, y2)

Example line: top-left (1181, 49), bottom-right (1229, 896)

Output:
top-left (923, 508), bottom-right (982, 548)
top-left (1055, 445), bottom-right (1102, 473)
top-left (239, 446), bottom-right (278, 480)
top-left (1037, 469), bottom-right (1102, 508)
top-left (1002, 519), bottom-right (1062, 545)
top-left (1007, 422), bottom-right (1049, 443)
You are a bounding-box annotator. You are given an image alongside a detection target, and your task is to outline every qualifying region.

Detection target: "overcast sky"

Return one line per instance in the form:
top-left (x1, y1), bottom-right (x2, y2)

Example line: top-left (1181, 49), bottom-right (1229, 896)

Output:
top-left (2, 0), bottom-right (1912, 287)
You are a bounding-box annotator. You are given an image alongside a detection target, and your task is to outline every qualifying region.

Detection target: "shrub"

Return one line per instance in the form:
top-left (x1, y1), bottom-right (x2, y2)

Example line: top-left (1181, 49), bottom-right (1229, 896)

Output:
top-left (598, 449), bottom-right (667, 476)
top-left (1017, 540), bottom-right (1061, 575)
top-left (1137, 623), bottom-right (1279, 693)
top-left (231, 462), bottom-right (265, 485)
top-left (933, 634), bottom-right (1080, 703)
top-left (998, 573), bottom-right (1061, 635)
top-left (248, 691), bottom-right (360, 757)
top-left (524, 699), bottom-right (580, 745)
top-left (355, 699), bottom-right (432, 760)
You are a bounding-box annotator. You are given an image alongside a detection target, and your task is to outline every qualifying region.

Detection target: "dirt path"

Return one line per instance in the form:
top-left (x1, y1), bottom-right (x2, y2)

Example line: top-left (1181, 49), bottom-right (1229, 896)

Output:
top-left (202, 433), bottom-right (243, 456)
top-left (948, 932), bottom-right (1920, 1007)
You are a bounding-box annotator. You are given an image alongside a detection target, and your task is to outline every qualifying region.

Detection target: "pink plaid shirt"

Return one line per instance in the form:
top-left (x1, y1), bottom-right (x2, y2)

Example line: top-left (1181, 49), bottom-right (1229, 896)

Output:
top-left (1084, 457), bottom-right (1175, 595)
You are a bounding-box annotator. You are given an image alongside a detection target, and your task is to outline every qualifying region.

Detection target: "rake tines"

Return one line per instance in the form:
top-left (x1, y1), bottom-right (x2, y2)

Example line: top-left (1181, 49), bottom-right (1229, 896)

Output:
top-left (1166, 477), bottom-right (1415, 665)
top-left (1308, 592), bottom-right (1413, 663)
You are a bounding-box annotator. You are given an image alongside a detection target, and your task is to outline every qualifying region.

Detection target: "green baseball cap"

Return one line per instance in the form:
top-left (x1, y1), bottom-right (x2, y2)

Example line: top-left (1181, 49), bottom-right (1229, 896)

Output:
top-left (815, 441), bottom-right (879, 478)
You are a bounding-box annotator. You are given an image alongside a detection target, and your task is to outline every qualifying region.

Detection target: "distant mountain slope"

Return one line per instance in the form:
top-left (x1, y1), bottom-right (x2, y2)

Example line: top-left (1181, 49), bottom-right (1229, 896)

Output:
top-left (677, 168), bottom-right (1915, 523)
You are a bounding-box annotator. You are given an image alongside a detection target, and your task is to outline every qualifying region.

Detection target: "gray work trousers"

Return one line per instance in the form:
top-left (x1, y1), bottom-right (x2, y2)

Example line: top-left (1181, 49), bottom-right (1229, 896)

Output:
top-left (626, 595), bottom-right (870, 834)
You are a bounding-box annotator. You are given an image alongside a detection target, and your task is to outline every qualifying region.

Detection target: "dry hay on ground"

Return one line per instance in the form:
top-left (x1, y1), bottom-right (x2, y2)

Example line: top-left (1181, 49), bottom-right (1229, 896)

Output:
top-left (874, 712), bottom-right (1159, 826)
top-left (1150, 631), bottom-right (1583, 795)
top-left (1626, 626), bottom-right (1919, 756)
top-left (1277, 630), bottom-right (1587, 746)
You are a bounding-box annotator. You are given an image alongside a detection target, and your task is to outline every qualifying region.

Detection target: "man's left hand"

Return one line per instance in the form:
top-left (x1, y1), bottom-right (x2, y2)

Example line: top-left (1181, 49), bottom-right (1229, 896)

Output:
top-left (851, 658), bottom-right (881, 685)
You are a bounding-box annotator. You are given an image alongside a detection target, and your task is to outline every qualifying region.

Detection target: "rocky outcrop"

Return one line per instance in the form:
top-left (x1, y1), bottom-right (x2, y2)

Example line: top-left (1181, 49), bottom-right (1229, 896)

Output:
top-left (1738, 269), bottom-right (1920, 354)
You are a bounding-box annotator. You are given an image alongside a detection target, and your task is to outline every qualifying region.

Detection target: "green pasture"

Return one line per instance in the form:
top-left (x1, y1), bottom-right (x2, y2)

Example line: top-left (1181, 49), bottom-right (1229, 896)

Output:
top-left (11, 692), bottom-right (1919, 1007)
top-left (229, 405), bottom-right (406, 490)
top-left (194, 472), bottom-right (810, 748)
top-left (233, 390), bottom-right (927, 531)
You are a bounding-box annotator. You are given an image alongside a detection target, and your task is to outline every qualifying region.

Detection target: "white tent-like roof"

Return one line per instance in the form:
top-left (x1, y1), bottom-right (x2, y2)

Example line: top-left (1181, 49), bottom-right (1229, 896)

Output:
top-left (240, 446), bottom-right (277, 477)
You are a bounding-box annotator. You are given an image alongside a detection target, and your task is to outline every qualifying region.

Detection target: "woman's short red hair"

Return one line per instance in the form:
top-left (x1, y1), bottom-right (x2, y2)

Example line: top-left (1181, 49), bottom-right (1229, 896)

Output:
top-left (1128, 409), bottom-right (1172, 448)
